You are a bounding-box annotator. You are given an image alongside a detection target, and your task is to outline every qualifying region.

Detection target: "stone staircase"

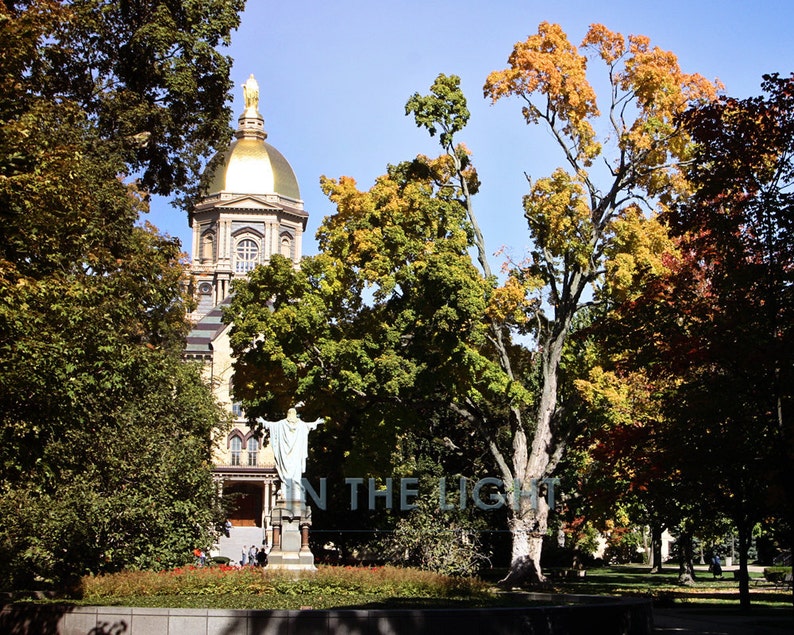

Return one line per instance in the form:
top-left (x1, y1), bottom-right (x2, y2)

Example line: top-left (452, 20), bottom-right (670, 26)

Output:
top-left (213, 525), bottom-right (266, 564)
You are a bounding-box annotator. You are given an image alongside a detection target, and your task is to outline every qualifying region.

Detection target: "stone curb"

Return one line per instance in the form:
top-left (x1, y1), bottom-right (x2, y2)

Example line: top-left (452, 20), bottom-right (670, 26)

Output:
top-left (0, 594), bottom-right (653, 635)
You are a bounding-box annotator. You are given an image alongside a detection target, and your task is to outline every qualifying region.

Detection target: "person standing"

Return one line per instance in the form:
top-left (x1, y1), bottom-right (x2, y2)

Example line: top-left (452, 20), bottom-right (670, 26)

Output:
top-left (241, 545), bottom-right (247, 567)
top-left (257, 543), bottom-right (268, 566)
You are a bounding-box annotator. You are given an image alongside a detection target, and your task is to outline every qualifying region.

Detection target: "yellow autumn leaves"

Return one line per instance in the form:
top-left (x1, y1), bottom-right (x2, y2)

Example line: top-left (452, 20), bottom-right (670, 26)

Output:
top-left (485, 22), bottom-right (600, 166)
top-left (485, 22), bottom-right (720, 187)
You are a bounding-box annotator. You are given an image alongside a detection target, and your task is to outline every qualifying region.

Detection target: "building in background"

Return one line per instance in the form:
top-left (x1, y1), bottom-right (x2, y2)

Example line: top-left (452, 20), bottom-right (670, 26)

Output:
top-left (184, 75), bottom-right (309, 556)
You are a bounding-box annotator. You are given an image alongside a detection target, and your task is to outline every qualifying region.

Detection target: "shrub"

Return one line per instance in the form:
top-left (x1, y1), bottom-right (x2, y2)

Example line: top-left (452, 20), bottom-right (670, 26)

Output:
top-left (380, 490), bottom-right (489, 576)
top-left (81, 564), bottom-right (492, 605)
top-left (763, 567), bottom-right (792, 583)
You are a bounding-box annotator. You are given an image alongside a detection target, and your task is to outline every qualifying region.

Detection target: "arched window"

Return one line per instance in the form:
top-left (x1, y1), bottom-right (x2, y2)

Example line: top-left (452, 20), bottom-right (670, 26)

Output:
top-left (230, 435), bottom-right (242, 466)
top-left (247, 437), bottom-right (258, 466)
top-left (230, 378), bottom-right (243, 418)
top-left (280, 235), bottom-right (292, 258)
top-left (235, 238), bottom-right (259, 273)
top-left (201, 231), bottom-right (215, 263)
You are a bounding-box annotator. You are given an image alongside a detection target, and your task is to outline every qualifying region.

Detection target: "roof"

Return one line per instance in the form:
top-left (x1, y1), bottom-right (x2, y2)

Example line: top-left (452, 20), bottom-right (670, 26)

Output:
top-left (184, 298), bottom-right (231, 358)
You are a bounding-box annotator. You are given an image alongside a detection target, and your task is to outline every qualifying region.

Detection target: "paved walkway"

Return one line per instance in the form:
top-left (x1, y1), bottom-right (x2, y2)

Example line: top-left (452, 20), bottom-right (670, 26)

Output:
top-left (215, 525), bottom-right (265, 564)
top-left (653, 607), bottom-right (794, 634)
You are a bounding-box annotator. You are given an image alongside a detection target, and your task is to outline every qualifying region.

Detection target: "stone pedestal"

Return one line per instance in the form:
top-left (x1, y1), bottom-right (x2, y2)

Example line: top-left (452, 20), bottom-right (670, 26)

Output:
top-left (266, 503), bottom-right (316, 570)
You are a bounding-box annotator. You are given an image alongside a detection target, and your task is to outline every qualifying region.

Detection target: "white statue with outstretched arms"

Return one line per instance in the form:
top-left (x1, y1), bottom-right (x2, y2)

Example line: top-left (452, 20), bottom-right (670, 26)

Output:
top-left (257, 406), bottom-right (323, 501)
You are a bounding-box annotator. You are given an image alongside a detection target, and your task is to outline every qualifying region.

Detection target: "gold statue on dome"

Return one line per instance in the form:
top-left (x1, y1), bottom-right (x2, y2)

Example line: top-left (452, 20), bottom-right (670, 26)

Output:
top-left (242, 74), bottom-right (259, 114)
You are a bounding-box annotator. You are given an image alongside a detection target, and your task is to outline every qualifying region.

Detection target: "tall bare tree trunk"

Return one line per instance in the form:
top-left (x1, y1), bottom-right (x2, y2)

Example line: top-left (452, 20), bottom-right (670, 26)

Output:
top-left (452, 119), bottom-right (579, 587)
top-left (737, 522), bottom-right (751, 611)
top-left (500, 324), bottom-right (568, 585)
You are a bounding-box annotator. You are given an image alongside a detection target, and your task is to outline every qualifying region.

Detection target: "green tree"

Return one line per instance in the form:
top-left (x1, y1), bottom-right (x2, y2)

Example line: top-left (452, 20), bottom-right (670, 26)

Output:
top-left (0, 0), bottom-right (243, 587)
top-left (226, 93), bottom-right (489, 415)
top-left (1, 0), bottom-right (244, 206)
top-left (0, 213), bottom-right (231, 588)
top-left (226, 117), bottom-right (498, 562)
top-left (0, 357), bottom-right (228, 588)
top-left (476, 22), bottom-right (718, 583)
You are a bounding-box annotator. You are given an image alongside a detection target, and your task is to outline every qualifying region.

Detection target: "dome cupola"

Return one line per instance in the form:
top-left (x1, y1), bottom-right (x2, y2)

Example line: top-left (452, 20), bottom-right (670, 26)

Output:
top-left (203, 74), bottom-right (301, 200)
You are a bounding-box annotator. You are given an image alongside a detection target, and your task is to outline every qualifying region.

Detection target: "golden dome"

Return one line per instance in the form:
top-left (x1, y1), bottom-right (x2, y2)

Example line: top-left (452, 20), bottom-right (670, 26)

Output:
top-left (203, 75), bottom-right (301, 200)
top-left (205, 138), bottom-right (301, 199)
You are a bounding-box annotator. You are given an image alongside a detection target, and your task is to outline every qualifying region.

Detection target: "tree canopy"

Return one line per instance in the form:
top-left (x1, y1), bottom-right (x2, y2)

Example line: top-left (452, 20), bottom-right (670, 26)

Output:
top-left (1, 0), bottom-right (243, 206)
top-left (0, 0), bottom-right (243, 587)
top-left (480, 23), bottom-right (717, 583)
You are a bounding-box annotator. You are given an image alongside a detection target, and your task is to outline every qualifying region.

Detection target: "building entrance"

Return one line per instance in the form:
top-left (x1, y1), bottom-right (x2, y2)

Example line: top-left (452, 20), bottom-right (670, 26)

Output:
top-left (226, 482), bottom-right (263, 527)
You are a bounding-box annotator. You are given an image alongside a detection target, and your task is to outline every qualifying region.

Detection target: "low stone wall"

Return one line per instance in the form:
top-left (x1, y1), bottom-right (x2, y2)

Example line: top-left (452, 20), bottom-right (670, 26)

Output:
top-left (0, 594), bottom-right (653, 635)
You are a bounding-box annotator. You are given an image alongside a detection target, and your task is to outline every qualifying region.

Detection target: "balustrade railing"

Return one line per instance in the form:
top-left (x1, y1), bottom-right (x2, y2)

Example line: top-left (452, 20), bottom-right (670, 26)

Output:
top-left (214, 451), bottom-right (274, 470)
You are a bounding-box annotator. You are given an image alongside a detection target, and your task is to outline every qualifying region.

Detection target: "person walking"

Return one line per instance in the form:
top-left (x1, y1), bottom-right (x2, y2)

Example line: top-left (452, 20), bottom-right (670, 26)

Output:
top-left (711, 551), bottom-right (723, 579)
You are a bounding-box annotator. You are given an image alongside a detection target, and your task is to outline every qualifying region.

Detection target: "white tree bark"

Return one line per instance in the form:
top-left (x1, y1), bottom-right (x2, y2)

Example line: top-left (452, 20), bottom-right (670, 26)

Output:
top-left (502, 496), bottom-right (549, 585)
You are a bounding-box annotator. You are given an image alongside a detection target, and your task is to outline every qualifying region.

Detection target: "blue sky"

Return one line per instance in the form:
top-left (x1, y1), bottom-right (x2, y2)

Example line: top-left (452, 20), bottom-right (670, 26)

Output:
top-left (148, 0), bottom-right (793, 266)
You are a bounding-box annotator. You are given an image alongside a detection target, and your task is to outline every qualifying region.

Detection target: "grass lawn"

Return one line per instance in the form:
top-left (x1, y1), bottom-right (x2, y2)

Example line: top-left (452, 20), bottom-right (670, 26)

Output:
top-left (68, 565), bottom-right (502, 610)
top-left (525, 564), bottom-right (794, 632)
top-left (543, 564), bottom-right (794, 614)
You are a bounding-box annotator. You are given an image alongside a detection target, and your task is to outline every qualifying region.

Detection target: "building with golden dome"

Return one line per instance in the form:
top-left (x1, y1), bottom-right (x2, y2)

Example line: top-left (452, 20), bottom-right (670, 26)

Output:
top-left (184, 75), bottom-right (308, 557)
top-left (189, 74), bottom-right (307, 316)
